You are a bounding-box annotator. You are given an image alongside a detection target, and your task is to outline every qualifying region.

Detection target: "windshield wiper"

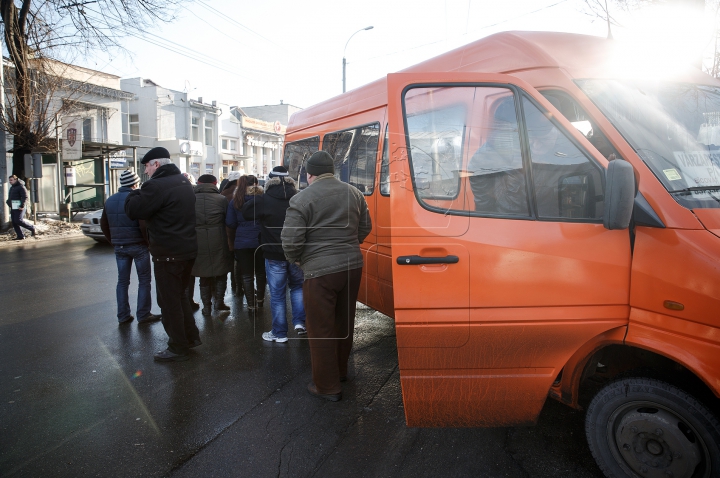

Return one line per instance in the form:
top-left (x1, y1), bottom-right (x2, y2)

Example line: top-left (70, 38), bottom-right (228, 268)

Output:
top-left (670, 186), bottom-right (720, 194)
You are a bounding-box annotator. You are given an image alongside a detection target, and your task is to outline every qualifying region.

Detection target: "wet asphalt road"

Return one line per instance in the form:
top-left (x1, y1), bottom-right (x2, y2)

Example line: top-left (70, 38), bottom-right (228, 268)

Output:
top-left (0, 238), bottom-right (606, 477)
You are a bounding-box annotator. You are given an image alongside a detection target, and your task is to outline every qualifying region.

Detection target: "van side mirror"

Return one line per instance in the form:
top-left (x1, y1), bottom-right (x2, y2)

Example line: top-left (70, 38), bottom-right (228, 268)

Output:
top-left (603, 159), bottom-right (635, 230)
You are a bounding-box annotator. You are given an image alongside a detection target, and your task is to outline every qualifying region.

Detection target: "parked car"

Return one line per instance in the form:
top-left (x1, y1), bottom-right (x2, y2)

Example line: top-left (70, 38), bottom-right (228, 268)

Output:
top-left (81, 210), bottom-right (107, 242)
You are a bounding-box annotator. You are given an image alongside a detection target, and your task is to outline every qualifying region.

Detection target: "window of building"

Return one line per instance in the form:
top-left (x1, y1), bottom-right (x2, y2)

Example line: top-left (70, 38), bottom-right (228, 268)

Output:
top-left (190, 163), bottom-right (200, 178)
top-left (322, 122), bottom-right (380, 195)
top-left (83, 118), bottom-right (92, 142)
top-left (192, 117), bottom-right (199, 142)
top-left (129, 114), bottom-right (140, 142)
top-left (205, 163), bottom-right (214, 175)
top-left (205, 119), bottom-right (214, 146)
top-left (222, 138), bottom-right (228, 150)
top-left (284, 137), bottom-right (320, 189)
top-left (229, 140), bottom-right (237, 151)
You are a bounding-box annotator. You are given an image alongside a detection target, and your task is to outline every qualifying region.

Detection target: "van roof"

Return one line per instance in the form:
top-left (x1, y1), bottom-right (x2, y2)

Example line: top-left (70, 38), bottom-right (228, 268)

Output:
top-left (287, 30), bottom-right (710, 132)
top-left (288, 31), bottom-right (610, 131)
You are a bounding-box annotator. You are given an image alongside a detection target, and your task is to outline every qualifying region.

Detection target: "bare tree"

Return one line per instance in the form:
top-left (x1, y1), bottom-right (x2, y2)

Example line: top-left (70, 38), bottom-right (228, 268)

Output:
top-left (0, 0), bottom-right (187, 180)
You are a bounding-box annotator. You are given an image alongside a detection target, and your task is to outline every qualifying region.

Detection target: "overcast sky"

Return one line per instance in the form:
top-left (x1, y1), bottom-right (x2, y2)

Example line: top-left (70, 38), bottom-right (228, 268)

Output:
top-left (76, 0), bottom-right (707, 110)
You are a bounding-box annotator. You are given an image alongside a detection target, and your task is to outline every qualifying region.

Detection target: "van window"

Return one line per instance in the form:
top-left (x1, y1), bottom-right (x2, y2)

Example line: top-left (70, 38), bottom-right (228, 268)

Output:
top-left (577, 80), bottom-right (720, 209)
top-left (523, 96), bottom-right (604, 220)
top-left (284, 136), bottom-right (319, 190)
top-left (380, 125), bottom-right (390, 196)
top-left (404, 85), bottom-right (530, 216)
top-left (322, 123), bottom-right (380, 195)
top-left (539, 90), bottom-right (621, 162)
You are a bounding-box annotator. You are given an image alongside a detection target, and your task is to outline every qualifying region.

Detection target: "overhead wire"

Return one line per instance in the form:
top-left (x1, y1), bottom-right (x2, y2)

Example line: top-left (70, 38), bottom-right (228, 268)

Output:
top-left (195, 0), bottom-right (280, 48)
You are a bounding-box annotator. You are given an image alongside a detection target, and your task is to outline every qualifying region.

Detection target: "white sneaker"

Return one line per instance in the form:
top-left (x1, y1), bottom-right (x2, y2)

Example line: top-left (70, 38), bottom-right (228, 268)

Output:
top-left (294, 324), bottom-right (307, 335)
top-left (262, 331), bottom-right (288, 343)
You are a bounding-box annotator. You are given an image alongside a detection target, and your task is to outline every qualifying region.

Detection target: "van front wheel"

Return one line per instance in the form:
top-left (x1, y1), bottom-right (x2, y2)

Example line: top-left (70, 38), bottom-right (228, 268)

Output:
top-left (585, 377), bottom-right (720, 478)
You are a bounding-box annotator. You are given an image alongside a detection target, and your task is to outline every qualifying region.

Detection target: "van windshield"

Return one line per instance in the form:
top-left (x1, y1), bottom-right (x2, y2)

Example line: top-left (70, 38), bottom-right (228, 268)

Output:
top-left (576, 79), bottom-right (720, 209)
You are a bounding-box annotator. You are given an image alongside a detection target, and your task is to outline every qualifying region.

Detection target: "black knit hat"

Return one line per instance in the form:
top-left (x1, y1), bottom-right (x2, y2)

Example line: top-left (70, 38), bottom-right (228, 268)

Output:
top-left (268, 166), bottom-right (289, 178)
top-left (305, 151), bottom-right (334, 176)
top-left (141, 147), bottom-right (171, 164)
top-left (197, 174), bottom-right (217, 184)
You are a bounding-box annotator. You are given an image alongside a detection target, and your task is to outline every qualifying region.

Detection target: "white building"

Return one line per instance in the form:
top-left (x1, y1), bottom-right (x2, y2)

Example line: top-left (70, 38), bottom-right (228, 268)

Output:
top-left (120, 78), bottom-right (222, 180)
top-left (231, 102), bottom-right (302, 178)
top-left (1, 61), bottom-right (135, 218)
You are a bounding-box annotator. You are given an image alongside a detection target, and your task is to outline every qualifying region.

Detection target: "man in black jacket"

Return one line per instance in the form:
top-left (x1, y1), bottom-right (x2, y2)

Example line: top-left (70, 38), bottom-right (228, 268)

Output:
top-left (242, 166), bottom-right (306, 343)
top-left (6, 175), bottom-right (36, 240)
top-left (125, 147), bottom-right (200, 362)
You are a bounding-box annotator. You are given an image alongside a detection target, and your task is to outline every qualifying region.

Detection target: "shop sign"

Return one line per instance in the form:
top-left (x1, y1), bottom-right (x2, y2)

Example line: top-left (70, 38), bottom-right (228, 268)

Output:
top-left (242, 116), bottom-right (286, 135)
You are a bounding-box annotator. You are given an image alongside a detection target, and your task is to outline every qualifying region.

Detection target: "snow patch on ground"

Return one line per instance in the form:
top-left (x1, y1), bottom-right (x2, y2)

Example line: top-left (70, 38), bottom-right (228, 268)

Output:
top-left (1, 218), bottom-right (82, 244)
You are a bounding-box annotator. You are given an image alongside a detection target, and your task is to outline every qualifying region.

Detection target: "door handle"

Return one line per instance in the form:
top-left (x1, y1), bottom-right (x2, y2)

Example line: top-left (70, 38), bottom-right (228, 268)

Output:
top-left (397, 255), bottom-right (459, 265)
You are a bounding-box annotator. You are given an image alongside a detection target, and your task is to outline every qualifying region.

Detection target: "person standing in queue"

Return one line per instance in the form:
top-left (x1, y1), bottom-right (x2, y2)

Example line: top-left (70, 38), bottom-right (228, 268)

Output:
top-left (281, 151), bottom-right (372, 401)
top-left (100, 169), bottom-right (161, 325)
top-left (182, 172), bottom-right (201, 311)
top-left (192, 174), bottom-right (232, 316)
top-left (220, 170), bottom-right (242, 296)
top-left (242, 166), bottom-right (305, 343)
top-left (226, 175), bottom-right (265, 310)
top-left (125, 147), bottom-right (200, 362)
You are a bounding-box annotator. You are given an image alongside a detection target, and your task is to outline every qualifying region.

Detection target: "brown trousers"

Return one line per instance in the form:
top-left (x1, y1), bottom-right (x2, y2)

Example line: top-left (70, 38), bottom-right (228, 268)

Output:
top-left (303, 267), bottom-right (363, 395)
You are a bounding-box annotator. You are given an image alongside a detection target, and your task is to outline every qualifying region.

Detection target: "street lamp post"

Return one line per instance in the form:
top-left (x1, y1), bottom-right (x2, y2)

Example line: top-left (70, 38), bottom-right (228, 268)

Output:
top-left (343, 26), bottom-right (373, 93)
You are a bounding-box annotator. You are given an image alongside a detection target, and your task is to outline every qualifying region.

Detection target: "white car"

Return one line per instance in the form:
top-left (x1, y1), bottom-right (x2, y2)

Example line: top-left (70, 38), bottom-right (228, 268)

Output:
top-left (81, 209), bottom-right (108, 242)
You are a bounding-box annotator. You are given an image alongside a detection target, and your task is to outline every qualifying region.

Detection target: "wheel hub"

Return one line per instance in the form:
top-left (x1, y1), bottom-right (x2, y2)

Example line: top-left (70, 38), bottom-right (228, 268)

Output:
top-left (614, 407), bottom-right (702, 478)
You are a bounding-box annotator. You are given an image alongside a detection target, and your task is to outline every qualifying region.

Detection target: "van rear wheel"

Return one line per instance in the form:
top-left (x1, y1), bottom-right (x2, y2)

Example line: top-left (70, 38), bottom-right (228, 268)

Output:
top-left (585, 377), bottom-right (720, 478)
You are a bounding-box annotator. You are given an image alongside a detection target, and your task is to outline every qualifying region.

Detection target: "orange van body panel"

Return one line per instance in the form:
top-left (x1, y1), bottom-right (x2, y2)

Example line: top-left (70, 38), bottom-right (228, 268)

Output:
top-left (694, 209), bottom-right (720, 239)
top-left (284, 31), bottom-right (720, 427)
top-left (626, 315), bottom-right (720, 397)
top-left (630, 228), bottom-right (720, 329)
top-left (549, 326), bottom-right (627, 408)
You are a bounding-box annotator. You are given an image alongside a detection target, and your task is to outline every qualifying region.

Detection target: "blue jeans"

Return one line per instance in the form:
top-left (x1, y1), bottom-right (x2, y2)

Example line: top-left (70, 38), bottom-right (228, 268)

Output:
top-left (115, 243), bottom-right (152, 322)
top-left (265, 259), bottom-right (305, 338)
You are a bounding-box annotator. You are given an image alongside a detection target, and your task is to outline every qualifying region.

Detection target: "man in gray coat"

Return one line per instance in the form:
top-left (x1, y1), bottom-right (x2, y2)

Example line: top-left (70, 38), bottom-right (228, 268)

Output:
top-left (281, 151), bottom-right (372, 402)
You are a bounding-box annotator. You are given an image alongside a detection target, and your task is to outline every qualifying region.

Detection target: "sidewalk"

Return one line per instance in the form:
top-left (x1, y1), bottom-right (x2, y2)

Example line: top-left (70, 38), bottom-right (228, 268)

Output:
top-left (0, 214), bottom-right (86, 246)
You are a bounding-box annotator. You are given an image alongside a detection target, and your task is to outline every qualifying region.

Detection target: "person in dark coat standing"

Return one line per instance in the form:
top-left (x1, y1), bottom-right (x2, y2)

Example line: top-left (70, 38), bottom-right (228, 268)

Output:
top-left (282, 151), bottom-right (372, 402)
top-left (221, 170), bottom-right (242, 296)
top-left (242, 166), bottom-right (305, 343)
top-left (100, 170), bottom-right (161, 325)
top-left (6, 175), bottom-right (36, 240)
top-left (125, 147), bottom-right (200, 362)
top-left (191, 174), bottom-right (232, 315)
top-left (226, 175), bottom-right (265, 309)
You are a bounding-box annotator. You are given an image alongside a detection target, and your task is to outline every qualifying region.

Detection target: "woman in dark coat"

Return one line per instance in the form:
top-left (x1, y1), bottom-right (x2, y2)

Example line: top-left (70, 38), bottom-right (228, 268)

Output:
top-left (226, 175), bottom-right (266, 309)
top-left (192, 174), bottom-right (232, 315)
top-left (221, 171), bottom-right (242, 296)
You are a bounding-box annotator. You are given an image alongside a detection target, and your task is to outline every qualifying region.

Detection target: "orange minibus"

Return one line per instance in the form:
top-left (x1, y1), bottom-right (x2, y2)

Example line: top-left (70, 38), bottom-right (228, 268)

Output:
top-left (283, 31), bottom-right (720, 477)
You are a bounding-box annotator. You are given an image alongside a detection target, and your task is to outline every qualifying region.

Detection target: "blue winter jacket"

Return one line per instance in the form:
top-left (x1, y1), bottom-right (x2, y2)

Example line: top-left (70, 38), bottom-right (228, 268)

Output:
top-left (226, 185), bottom-right (263, 250)
top-left (103, 187), bottom-right (145, 246)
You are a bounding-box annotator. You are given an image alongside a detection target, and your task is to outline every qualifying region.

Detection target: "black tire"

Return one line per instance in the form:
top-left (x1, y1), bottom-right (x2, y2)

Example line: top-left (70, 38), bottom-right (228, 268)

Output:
top-left (585, 377), bottom-right (720, 478)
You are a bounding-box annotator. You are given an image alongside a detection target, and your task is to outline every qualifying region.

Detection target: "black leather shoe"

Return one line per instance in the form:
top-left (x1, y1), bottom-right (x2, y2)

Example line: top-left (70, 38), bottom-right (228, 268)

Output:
top-left (12, 237), bottom-right (24, 241)
top-left (190, 301), bottom-right (200, 311)
top-left (137, 313), bottom-right (162, 324)
top-left (154, 349), bottom-right (189, 362)
top-left (307, 382), bottom-right (342, 402)
top-left (189, 338), bottom-right (202, 348)
top-left (118, 315), bottom-right (134, 324)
